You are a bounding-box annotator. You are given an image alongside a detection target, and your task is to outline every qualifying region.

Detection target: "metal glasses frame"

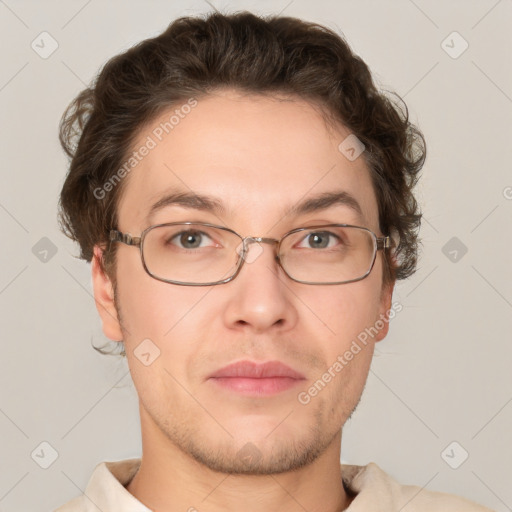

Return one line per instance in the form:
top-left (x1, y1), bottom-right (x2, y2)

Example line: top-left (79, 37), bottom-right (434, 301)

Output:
top-left (109, 222), bottom-right (391, 286)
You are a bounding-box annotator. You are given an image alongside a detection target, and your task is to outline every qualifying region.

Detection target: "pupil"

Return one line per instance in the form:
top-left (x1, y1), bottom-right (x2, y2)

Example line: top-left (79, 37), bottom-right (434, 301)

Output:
top-left (181, 231), bottom-right (201, 248)
top-left (310, 233), bottom-right (328, 248)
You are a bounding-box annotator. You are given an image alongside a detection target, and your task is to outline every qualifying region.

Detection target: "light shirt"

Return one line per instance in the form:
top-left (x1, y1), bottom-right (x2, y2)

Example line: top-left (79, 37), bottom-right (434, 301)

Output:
top-left (54, 458), bottom-right (494, 511)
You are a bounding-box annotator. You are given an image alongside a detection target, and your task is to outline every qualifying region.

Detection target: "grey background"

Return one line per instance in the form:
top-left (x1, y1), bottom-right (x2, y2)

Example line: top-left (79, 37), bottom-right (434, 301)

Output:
top-left (0, 0), bottom-right (511, 510)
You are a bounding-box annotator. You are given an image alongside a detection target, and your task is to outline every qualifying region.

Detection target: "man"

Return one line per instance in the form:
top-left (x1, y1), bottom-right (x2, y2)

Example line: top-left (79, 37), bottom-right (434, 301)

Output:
top-left (55, 11), bottom-right (493, 511)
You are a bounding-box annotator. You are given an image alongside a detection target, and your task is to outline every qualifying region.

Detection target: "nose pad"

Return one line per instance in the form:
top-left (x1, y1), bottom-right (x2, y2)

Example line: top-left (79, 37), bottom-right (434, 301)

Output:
top-left (235, 239), bottom-right (265, 264)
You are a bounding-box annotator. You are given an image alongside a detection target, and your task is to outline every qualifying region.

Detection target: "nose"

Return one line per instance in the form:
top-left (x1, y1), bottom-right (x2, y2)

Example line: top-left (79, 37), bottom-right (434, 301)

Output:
top-left (221, 239), bottom-right (298, 333)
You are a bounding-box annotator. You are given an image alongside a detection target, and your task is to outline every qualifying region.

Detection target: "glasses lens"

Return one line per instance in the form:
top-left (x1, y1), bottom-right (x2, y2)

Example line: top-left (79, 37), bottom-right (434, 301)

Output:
top-left (142, 224), bottom-right (242, 284)
top-left (279, 225), bottom-right (376, 284)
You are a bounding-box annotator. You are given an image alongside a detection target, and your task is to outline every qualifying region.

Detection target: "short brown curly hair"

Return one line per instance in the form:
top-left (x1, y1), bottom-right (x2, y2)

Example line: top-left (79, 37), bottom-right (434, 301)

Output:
top-left (58, 10), bottom-right (425, 292)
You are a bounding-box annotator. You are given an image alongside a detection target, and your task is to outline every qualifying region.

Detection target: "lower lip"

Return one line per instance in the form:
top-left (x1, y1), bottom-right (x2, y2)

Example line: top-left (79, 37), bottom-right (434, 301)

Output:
top-left (209, 377), bottom-right (304, 395)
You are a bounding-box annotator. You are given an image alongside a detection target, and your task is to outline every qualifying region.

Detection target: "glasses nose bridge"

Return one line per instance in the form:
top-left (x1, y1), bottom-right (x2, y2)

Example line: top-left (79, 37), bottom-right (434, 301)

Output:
top-left (240, 236), bottom-right (281, 263)
top-left (244, 235), bottom-right (279, 245)
top-left (242, 235), bottom-right (280, 252)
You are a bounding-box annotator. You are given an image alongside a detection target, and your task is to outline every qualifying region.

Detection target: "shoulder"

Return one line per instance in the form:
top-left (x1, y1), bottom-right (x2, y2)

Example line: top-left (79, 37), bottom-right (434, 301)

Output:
top-left (342, 461), bottom-right (495, 511)
top-left (53, 458), bottom-right (143, 512)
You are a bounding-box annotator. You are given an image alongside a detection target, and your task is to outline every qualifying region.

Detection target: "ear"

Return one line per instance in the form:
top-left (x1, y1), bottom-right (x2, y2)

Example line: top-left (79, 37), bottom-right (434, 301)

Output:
top-left (374, 279), bottom-right (395, 342)
top-left (91, 245), bottom-right (123, 341)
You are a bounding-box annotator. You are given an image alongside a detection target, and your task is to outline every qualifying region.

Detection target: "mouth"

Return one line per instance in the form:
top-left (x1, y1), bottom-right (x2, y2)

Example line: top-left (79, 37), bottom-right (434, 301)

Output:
top-left (208, 360), bottom-right (306, 396)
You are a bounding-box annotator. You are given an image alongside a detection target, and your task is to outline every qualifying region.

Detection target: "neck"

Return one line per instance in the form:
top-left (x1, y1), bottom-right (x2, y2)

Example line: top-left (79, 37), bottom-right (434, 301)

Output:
top-left (126, 409), bottom-right (353, 512)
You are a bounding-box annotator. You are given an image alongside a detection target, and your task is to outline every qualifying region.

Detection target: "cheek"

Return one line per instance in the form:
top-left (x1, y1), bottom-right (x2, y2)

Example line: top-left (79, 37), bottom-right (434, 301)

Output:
top-left (118, 279), bottom-right (211, 343)
top-left (115, 249), bottom-right (197, 337)
top-left (301, 275), bottom-right (383, 391)
top-left (308, 278), bottom-right (383, 343)
top-left (116, 273), bottom-right (210, 407)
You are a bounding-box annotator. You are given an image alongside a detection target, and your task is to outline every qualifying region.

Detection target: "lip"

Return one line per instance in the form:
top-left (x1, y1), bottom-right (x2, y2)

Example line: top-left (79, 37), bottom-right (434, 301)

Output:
top-left (208, 360), bottom-right (306, 396)
top-left (209, 360), bottom-right (305, 379)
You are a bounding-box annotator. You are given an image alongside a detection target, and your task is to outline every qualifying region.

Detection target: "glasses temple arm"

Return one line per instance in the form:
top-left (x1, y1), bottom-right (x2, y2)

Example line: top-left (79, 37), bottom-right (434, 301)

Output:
top-left (376, 236), bottom-right (391, 251)
top-left (109, 230), bottom-right (142, 246)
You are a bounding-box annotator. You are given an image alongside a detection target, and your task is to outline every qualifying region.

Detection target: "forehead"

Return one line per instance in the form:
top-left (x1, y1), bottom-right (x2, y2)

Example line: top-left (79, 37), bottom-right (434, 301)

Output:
top-left (117, 89), bottom-right (379, 233)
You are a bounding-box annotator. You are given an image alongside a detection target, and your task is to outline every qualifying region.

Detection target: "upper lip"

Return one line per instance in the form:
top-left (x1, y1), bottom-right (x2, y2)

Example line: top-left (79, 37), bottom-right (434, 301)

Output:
top-left (209, 360), bottom-right (305, 379)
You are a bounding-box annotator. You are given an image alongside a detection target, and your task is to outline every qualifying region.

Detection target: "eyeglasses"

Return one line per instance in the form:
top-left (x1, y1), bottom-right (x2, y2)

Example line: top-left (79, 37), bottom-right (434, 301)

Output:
top-left (109, 222), bottom-right (390, 286)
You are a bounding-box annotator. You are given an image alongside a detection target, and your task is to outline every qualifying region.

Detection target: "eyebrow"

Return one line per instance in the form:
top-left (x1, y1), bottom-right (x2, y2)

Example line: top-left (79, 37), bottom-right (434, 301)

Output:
top-left (145, 188), bottom-right (364, 225)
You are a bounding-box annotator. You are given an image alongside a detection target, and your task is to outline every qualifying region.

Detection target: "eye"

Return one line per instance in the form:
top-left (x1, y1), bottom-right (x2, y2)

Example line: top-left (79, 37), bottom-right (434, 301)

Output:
top-left (296, 230), bottom-right (342, 249)
top-left (168, 229), bottom-right (216, 250)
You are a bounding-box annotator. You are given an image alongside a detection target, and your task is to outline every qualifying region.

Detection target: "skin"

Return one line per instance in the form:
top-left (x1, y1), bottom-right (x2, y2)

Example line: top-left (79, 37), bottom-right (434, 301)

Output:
top-left (92, 88), bottom-right (395, 512)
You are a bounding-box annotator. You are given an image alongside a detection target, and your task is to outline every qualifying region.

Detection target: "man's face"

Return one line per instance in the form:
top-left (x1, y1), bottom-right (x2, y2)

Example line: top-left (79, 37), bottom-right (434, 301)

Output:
top-left (93, 88), bottom-right (393, 474)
